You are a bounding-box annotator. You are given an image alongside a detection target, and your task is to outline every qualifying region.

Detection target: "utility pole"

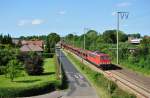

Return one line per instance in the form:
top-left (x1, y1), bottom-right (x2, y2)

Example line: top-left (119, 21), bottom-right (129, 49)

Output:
top-left (84, 28), bottom-right (86, 50)
top-left (116, 12), bottom-right (129, 65)
top-left (73, 32), bottom-right (76, 47)
top-left (81, 28), bottom-right (89, 63)
top-left (83, 28), bottom-right (89, 50)
top-left (117, 12), bottom-right (119, 65)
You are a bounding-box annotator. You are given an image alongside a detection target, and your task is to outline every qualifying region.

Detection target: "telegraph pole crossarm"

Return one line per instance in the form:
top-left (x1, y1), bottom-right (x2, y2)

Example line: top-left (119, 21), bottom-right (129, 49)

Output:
top-left (116, 12), bottom-right (129, 65)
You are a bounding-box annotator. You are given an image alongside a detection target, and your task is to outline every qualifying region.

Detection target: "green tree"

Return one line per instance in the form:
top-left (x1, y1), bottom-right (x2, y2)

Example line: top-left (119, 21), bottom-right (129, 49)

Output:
top-left (128, 33), bottom-right (141, 38)
top-left (0, 34), bottom-right (2, 43)
top-left (46, 33), bottom-right (60, 53)
top-left (103, 30), bottom-right (128, 43)
top-left (6, 59), bottom-right (22, 82)
top-left (96, 34), bottom-right (104, 43)
top-left (25, 52), bottom-right (44, 75)
top-left (0, 34), bottom-right (12, 45)
top-left (86, 30), bottom-right (98, 49)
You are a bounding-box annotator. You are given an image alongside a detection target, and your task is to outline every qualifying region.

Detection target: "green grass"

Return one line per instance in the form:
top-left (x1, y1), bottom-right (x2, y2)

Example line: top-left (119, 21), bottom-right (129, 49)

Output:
top-left (0, 58), bottom-right (61, 97)
top-left (112, 60), bottom-right (150, 77)
top-left (64, 50), bottom-right (135, 98)
top-left (120, 61), bottom-right (150, 76)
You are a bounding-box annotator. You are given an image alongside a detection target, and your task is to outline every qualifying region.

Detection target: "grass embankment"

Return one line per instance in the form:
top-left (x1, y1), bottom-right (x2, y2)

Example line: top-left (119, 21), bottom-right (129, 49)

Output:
top-left (120, 61), bottom-right (150, 76)
top-left (111, 60), bottom-right (150, 77)
top-left (64, 51), bottom-right (136, 98)
top-left (0, 58), bottom-right (61, 97)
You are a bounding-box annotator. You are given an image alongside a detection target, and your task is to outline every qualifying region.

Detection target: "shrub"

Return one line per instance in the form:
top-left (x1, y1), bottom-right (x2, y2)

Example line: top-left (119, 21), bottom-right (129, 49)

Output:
top-left (0, 82), bottom-right (57, 97)
top-left (25, 55), bottom-right (44, 75)
top-left (0, 66), bottom-right (6, 75)
top-left (42, 53), bottom-right (54, 58)
top-left (107, 81), bottom-right (117, 94)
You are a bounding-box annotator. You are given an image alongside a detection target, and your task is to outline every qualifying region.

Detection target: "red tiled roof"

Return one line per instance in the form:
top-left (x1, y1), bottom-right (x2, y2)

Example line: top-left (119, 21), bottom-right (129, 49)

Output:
top-left (20, 44), bottom-right (43, 52)
top-left (21, 40), bottom-right (44, 47)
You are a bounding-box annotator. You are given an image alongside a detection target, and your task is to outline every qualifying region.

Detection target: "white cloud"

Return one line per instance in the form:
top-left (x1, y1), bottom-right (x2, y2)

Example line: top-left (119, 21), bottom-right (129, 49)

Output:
top-left (18, 19), bottom-right (44, 26)
top-left (31, 19), bottom-right (44, 25)
top-left (58, 10), bottom-right (66, 15)
top-left (116, 2), bottom-right (131, 7)
top-left (18, 20), bottom-right (29, 26)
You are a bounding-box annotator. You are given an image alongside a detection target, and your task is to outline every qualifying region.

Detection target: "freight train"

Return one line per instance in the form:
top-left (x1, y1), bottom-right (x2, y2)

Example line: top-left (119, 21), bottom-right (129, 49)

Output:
top-left (61, 42), bottom-right (111, 69)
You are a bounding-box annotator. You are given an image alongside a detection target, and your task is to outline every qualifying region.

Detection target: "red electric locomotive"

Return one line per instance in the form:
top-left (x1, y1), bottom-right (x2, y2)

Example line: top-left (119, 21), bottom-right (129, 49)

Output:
top-left (86, 51), bottom-right (111, 67)
top-left (61, 42), bottom-right (111, 69)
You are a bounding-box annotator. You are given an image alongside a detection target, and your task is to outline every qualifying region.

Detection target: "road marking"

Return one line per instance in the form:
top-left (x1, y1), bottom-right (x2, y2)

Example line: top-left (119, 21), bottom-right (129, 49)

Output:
top-left (78, 74), bottom-right (84, 79)
top-left (74, 74), bottom-right (79, 79)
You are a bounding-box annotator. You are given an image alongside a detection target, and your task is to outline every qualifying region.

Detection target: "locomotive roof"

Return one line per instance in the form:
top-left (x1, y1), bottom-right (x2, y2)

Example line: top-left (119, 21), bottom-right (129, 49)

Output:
top-left (88, 50), bottom-right (108, 56)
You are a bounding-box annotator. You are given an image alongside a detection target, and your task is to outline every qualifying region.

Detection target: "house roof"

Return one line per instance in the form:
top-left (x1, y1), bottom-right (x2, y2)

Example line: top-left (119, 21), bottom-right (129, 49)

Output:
top-left (20, 44), bottom-right (43, 52)
top-left (87, 50), bottom-right (109, 56)
top-left (130, 38), bottom-right (142, 44)
top-left (21, 40), bottom-right (44, 47)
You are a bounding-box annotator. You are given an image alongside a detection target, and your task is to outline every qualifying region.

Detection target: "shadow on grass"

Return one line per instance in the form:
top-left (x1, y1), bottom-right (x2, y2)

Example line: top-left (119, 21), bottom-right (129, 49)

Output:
top-left (14, 79), bottom-right (41, 83)
top-left (41, 72), bottom-right (55, 75)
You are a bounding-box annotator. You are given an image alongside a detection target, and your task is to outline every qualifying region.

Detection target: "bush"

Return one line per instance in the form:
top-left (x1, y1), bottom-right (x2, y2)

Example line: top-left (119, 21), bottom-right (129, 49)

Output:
top-left (25, 56), bottom-right (44, 75)
top-left (107, 81), bottom-right (117, 94)
top-left (0, 82), bottom-right (57, 97)
top-left (42, 53), bottom-right (54, 58)
top-left (0, 66), bottom-right (6, 75)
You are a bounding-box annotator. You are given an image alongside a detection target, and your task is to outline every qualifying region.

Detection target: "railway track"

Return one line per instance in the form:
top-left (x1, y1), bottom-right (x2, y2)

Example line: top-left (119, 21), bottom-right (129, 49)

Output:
top-left (111, 70), bottom-right (150, 93)
top-left (64, 50), bottom-right (150, 98)
top-left (105, 71), bottom-right (150, 98)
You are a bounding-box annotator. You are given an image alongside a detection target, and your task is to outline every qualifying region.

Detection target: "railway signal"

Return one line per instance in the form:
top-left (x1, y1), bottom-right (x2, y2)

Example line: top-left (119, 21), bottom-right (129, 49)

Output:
top-left (116, 12), bottom-right (129, 65)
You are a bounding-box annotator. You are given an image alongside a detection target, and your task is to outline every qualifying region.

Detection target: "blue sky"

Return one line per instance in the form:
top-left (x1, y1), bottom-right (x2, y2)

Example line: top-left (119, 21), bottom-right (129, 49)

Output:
top-left (0, 0), bottom-right (150, 37)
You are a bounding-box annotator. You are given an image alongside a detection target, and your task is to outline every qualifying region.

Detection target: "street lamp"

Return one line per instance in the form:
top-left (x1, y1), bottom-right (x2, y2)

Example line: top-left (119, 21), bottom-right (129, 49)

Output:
top-left (116, 12), bottom-right (129, 65)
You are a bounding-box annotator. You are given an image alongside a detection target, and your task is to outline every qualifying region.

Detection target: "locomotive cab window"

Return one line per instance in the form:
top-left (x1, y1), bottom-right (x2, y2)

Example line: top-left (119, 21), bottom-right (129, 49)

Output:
top-left (89, 53), bottom-right (96, 58)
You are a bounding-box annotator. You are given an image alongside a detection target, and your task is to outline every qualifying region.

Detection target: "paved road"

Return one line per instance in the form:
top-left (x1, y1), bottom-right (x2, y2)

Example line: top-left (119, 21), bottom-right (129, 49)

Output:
top-left (56, 49), bottom-right (98, 98)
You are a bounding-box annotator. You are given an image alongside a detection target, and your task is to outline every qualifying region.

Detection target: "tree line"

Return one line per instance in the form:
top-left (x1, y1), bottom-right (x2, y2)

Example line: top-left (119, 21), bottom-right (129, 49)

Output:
top-left (0, 34), bottom-right (12, 45)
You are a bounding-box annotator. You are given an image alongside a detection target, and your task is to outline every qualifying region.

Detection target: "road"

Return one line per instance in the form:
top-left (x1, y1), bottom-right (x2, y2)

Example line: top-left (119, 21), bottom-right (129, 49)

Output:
top-left (56, 48), bottom-right (98, 98)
